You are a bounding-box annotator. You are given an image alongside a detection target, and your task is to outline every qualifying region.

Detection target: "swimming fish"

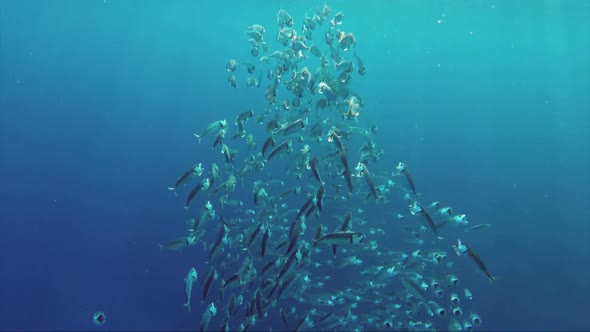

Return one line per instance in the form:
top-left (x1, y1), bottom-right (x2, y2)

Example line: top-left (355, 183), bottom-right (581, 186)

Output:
top-left (315, 231), bottom-right (365, 246)
top-left (194, 120), bottom-right (227, 144)
top-left (454, 239), bottom-right (496, 281)
top-left (168, 163), bottom-right (203, 191)
top-left (184, 267), bottom-right (198, 312)
top-left (185, 178), bottom-right (211, 209)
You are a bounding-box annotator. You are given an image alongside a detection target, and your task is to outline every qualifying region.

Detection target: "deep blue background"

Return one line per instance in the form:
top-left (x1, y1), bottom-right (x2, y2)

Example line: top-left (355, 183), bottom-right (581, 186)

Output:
top-left (1, 1), bottom-right (589, 330)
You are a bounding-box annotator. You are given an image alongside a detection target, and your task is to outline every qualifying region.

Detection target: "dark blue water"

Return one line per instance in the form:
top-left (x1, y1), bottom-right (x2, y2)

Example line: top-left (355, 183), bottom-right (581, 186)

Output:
top-left (1, 1), bottom-right (589, 331)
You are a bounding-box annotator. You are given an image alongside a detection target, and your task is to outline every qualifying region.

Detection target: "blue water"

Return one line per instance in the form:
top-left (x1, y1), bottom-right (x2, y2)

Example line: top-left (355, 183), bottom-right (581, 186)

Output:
top-left (1, 1), bottom-right (589, 330)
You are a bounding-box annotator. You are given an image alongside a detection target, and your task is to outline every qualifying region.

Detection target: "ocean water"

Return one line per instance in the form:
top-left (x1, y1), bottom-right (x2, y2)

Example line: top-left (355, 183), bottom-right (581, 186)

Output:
top-left (0, 1), bottom-right (589, 331)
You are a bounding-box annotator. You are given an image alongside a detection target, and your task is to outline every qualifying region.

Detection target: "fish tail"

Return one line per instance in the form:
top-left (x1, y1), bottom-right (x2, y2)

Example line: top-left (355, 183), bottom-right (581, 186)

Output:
top-left (193, 133), bottom-right (202, 144)
top-left (312, 239), bottom-right (319, 248)
top-left (488, 275), bottom-right (500, 284)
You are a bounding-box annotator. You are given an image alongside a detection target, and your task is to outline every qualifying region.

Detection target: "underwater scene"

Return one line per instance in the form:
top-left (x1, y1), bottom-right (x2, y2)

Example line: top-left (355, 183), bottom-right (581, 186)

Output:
top-left (0, 1), bottom-right (589, 331)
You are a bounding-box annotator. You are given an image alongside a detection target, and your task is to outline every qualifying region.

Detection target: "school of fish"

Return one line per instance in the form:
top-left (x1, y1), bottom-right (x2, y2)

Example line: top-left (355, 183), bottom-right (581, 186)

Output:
top-left (163, 4), bottom-right (495, 331)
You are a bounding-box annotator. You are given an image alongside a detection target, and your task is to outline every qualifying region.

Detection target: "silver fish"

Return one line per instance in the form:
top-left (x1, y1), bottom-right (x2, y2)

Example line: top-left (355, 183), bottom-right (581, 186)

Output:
top-left (184, 267), bottom-right (198, 312)
top-left (315, 231), bottom-right (364, 246)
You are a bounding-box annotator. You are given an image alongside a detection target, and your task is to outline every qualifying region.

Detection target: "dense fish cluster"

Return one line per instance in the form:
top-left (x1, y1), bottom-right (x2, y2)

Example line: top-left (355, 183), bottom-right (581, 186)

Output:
top-left (164, 4), bottom-right (495, 331)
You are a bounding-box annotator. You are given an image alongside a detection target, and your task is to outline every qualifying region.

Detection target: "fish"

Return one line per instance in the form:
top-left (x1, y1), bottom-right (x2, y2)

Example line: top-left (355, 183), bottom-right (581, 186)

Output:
top-left (464, 223), bottom-right (492, 232)
top-left (245, 62), bottom-right (255, 74)
top-left (309, 45), bottom-right (322, 57)
top-left (247, 222), bottom-right (263, 247)
top-left (357, 162), bottom-right (379, 199)
top-left (185, 178), bottom-right (210, 209)
top-left (277, 9), bottom-right (294, 27)
top-left (247, 29), bottom-right (263, 42)
top-left (396, 162), bottom-right (417, 196)
top-left (343, 167), bottom-right (353, 194)
top-left (308, 157), bottom-right (323, 183)
top-left (221, 144), bottom-right (234, 164)
top-left (222, 273), bottom-right (240, 290)
top-left (328, 128), bottom-right (346, 155)
top-left (194, 120), bottom-right (227, 143)
top-left (278, 186), bottom-right (301, 199)
top-left (454, 240), bottom-right (496, 281)
top-left (209, 163), bottom-right (219, 188)
top-left (199, 303), bottom-right (216, 332)
top-left (318, 81), bottom-right (338, 101)
top-left (203, 269), bottom-right (217, 301)
top-left (235, 109), bottom-right (254, 124)
top-left (233, 119), bottom-right (246, 139)
top-left (247, 24), bottom-right (265, 34)
top-left (184, 267), bottom-right (198, 312)
top-left (213, 175), bottom-right (237, 195)
top-left (335, 59), bottom-right (353, 72)
top-left (294, 196), bottom-right (315, 221)
top-left (338, 31), bottom-right (356, 51)
top-left (261, 135), bottom-right (276, 157)
top-left (277, 118), bottom-right (307, 136)
top-left (226, 59), bottom-right (238, 72)
top-left (209, 226), bottom-right (227, 262)
top-left (267, 139), bottom-right (293, 161)
top-left (212, 129), bottom-right (226, 148)
top-left (315, 183), bottom-right (325, 212)
top-left (168, 163), bottom-right (203, 191)
top-left (260, 225), bottom-right (270, 258)
top-left (280, 308), bottom-right (289, 328)
top-left (255, 288), bottom-right (263, 318)
top-left (159, 236), bottom-right (196, 251)
top-left (228, 75), bottom-right (238, 88)
top-left (355, 52), bottom-right (366, 75)
top-left (332, 211), bottom-right (353, 256)
top-left (412, 201), bottom-right (440, 238)
top-left (314, 231), bottom-right (365, 246)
